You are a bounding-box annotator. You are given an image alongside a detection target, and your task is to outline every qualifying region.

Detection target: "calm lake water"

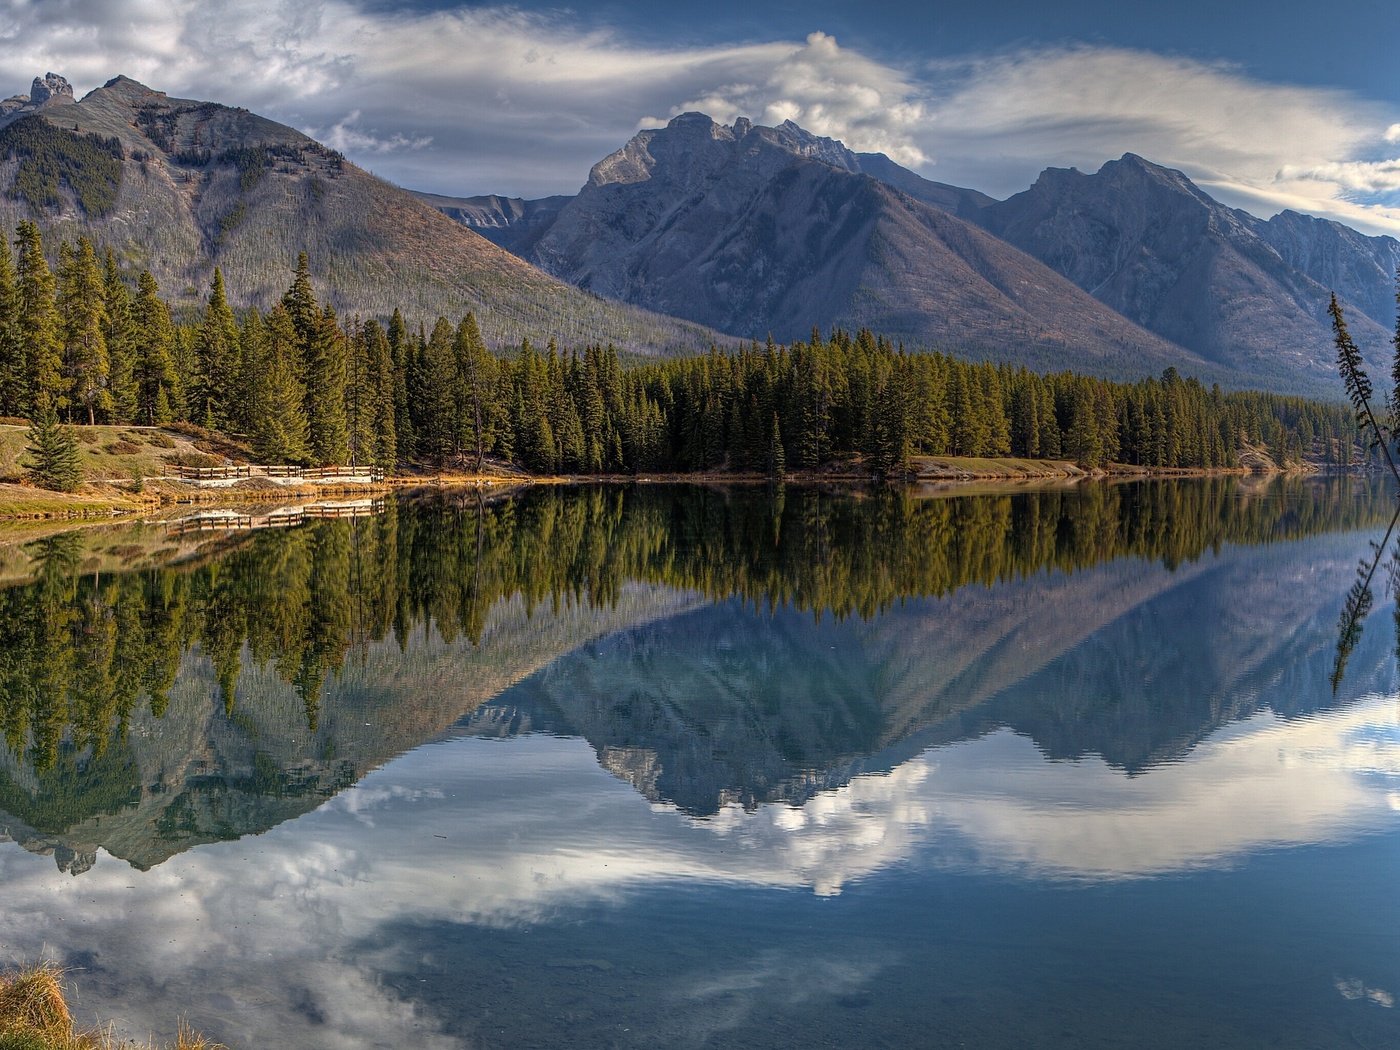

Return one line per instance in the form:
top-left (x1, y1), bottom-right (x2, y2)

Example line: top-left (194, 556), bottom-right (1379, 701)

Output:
top-left (1, 480), bottom-right (1399, 1048)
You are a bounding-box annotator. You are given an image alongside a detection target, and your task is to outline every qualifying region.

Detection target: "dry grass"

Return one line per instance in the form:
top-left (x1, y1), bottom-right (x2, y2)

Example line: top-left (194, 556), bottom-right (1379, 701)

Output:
top-left (0, 967), bottom-right (224, 1050)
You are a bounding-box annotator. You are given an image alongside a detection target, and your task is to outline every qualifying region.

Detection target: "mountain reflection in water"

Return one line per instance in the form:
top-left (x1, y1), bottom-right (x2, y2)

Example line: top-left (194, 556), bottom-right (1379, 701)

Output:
top-left (0, 479), bottom-right (1396, 1048)
top-left (0, 478), bottom-right (1392, 870)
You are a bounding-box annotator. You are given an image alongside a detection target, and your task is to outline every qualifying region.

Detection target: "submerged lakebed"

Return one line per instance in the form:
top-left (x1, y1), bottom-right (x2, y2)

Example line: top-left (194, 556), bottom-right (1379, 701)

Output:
top-left (0, 480), bottom-right (1398, 1048)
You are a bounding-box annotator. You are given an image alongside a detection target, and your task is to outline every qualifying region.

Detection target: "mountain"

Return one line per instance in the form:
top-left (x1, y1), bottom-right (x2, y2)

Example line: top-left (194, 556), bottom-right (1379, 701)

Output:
top-left (975, 154), bottom-right (1396, 392)
top-left (412, 191), bottom-right (572, 256)
top-left (430, 119), bottom-right (1399, 396)
top-left (0, 74), bottom-right (719, 351)
top-left (1256, 209), bottom-right (1400, 330)
top-left (431, 113), bottom-right (1219, 381)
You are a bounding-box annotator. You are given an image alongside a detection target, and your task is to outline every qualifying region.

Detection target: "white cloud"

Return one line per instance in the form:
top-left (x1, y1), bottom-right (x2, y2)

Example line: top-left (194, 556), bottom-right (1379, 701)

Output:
top-left (648, 31), bottom-right (931, 168)
top-left (0, 4), bottom-right (1395, 232)
top-left (312, 110), bottom-right (432, 155)
top-left (3, 693), bottom-right (1400, 1046)
top-left (912, 45), bottom-right (1400, 233)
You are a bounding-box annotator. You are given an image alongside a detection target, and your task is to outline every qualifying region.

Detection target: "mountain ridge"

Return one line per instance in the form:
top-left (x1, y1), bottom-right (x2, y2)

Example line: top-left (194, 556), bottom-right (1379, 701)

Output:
top-left (473, 112), bottom-right (1223, 383)
top-left (0, 74), bottom-right (723, 352)
top-left (429, 118), bottom-right (1397, 396)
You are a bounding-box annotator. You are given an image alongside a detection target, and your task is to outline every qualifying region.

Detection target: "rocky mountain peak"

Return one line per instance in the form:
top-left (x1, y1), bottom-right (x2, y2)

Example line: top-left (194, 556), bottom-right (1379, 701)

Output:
top-left (666, 111), bottom-right (723, 134)
top-left (29, 72), bottom-right (73, 105)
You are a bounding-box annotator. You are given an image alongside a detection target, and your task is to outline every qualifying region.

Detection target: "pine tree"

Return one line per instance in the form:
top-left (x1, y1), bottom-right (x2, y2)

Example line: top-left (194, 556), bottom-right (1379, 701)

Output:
top-left (456, 313), bottom-right (494, 471)
top-left (251, 304), bottom-right (309, 463)
top-left (194, 268), bottom-right (241, 429)
top-left (132, 271), bottom-right (180, 424)
top-left (418, 317), bottom-right (457, 464)
top-left (14, 221), bottom-right (63, 417)
top-left (387, 307), bottom-right (413, 455)
top-left (303, 304), bottom-right (349, 463)
top-left (0, 236), bottom-right (21, 417)
top-left (362, 319), bottom-right (398, 469)
top-left (58, 237), bottom-right (110, 425)
top-left (344, 317), bottom-right (374, 467)
top-left (101, 251), bottom-right (137, 424)
top-left (24, 393), bottom-right (82, 491)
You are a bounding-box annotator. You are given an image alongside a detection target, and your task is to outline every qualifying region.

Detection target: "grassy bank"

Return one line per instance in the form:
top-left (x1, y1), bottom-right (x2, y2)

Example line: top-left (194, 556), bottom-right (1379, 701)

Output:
top-left (0, 965), bottom-right (222, 1050)
top-left (0, 420), bottom-right (1303, 522)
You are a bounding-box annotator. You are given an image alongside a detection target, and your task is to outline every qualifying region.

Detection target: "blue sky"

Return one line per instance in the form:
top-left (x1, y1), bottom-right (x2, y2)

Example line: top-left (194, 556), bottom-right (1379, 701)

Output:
top-left (0, 0), bottom-right (1397, 232)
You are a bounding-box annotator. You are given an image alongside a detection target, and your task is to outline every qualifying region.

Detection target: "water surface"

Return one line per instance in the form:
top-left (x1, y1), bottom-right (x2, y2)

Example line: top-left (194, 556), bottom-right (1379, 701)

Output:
top-left (0, 480), bottom-right (1397, 1048)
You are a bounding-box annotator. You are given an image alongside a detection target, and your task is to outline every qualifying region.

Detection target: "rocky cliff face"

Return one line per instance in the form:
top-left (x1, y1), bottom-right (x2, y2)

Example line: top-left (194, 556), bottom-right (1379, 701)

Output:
top-left (411, 191), bottom-right (572, 256)
top-left (976, 154), bottom-right (1393, 391)
top-left (1257, 209), bottom-right (1400, 330)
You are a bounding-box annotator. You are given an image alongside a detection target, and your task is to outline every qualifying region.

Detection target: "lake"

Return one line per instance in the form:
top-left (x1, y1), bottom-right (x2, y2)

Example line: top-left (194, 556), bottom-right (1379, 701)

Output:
top-left (0, 479), bottom-right (1398, 1048)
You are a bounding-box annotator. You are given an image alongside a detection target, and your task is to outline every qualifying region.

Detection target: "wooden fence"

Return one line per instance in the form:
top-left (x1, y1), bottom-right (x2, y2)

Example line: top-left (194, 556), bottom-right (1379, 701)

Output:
top-left (170, 499), bottom-right (386, 535)
top-left (170, 464), bottom-right (386, 483)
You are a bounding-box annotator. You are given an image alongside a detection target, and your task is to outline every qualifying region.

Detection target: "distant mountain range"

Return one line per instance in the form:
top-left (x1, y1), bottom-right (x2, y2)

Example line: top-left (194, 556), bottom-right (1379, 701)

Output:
top-left (424, 113), bottom-right (1400, 395)
top-left (0, 71), bottom-right (1395, 394)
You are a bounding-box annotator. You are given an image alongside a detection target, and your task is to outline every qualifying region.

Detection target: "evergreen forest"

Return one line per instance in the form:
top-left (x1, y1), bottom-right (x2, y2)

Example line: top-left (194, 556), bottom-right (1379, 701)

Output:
top-left (0, 223), bottom-right (1360, 477)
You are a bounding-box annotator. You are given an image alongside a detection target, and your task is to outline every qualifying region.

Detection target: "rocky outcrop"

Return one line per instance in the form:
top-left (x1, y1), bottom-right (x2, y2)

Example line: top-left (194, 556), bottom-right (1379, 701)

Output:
top-left (29, 72), bottom-right (73, 106)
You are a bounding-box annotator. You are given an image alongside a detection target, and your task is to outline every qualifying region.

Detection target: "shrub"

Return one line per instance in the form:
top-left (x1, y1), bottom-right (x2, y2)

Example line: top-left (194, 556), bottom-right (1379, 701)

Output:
top-left (167, 451), bottom-right (223, 469)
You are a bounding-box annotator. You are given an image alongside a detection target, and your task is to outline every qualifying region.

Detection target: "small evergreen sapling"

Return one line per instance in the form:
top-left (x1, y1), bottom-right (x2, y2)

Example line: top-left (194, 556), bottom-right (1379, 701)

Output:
top-left (24, 394), bottom-right (82, 492)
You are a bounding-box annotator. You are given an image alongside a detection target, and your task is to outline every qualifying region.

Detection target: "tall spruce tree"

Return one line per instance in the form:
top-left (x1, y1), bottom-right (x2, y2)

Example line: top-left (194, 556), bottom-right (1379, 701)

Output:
top-left (0, 236), bottom-right (21, 417)
top-left (101, 250), bottom-right (137, 424)
top-left (58, 237), bottom-right (110, 425)
top-left (362, 319), bottom-right (398, 468)
top-left (251, 304), bottom-right (310, 463)
top-left (456, 312), bottom-right (493, 471)
top-left (131, 271), bottom-right (180, 424)
top-left (14, 221), bottom-right (63, 417)
top-left (194, 268), bottom-right (241, 429)
top-left (305, 304), bottom-right (349, 463)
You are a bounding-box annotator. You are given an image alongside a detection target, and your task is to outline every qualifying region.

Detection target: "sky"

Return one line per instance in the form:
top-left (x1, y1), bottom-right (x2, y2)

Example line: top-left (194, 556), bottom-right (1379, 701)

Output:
top-left (0, 0), bottom-right (1397, 233)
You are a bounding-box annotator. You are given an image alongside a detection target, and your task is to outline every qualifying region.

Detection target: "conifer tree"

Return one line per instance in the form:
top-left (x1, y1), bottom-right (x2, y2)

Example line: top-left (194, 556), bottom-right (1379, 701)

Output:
top-left (251, 304), bottom-right (309, 463)
top-left (0, 236), bottom-right (21, 417)
top-left (101, 250), bottom-right (137, 424)
top-left (14, 221), bottom-right (63, 417)
top-left (418, 317), bottom-right (458, 464)
top-left (303, 304), bottom-right (349, 463)
top-left (362, 319), bottom-right (398, 468)
top-left (24, 393), bottom-right (82, 491)
top-left (194, 268), bottom-right (241, 429)
top-left (387, 307), bottom-right (413, 454)
top-left (132, 271), bottom-right (180, 424)
top-left (456, 313), bottom-right (494, 471)
top-left (58, 237), bottom-right (110, 425)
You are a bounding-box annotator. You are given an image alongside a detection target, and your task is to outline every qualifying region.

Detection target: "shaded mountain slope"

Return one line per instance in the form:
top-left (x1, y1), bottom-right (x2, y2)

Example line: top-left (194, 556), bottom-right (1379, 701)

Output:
top-left (976, 154), bottom-right (1395, 392)
top-left (516, 113), bottom-right (1217, 380)
top-left (0, 74), bottom-right (719, 351)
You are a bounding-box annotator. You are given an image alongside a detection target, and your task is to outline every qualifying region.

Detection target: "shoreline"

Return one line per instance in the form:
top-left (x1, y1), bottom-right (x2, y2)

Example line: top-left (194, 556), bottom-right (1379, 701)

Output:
top-left (0, 457), bottom-right (1322, 523)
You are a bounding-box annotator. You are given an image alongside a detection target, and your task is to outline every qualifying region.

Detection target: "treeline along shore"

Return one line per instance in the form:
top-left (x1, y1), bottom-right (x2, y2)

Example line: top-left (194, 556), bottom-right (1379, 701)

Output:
top-left (0, 220), bottom-right (1360, 505)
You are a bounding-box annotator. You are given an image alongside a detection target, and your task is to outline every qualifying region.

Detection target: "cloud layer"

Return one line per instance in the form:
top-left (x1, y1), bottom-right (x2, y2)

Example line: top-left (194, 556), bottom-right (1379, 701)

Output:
top-left (0, 3), bottom-right (1395, 229)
